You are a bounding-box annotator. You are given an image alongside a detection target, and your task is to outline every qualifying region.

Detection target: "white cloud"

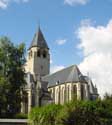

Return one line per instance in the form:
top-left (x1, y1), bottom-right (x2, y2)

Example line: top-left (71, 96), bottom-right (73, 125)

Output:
top-left (0, 0), bottom-right (9, 9)
top-left (0, 2), bottom-right (6, 9)
top-left (64, 0), bottom-right (89, 6)
top-left (50, 59), bottom-right (53, 64)
top-left (0, 0), bottom-right (29, 9)
top-left (50, 65), bottom-right (65, 74)
top-left (77, 19), bottom-right (112, 97)
top-left (14, 0), bottom-right (29, 3)
top-left (56, 39), bottom-right (67, 45)
top-left (50, 53), bottom-right (53, 64)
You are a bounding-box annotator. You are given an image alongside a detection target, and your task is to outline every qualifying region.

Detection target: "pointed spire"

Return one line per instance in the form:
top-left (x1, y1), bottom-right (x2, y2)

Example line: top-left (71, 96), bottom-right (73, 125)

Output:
top-left (29, 27), bottom-right (49, 49)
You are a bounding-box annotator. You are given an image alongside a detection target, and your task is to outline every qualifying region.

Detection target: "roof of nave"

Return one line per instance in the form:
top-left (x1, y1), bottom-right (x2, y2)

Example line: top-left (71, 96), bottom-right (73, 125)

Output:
top-left (29, 27), bottom-right (48, 49)
top-left (42, 65), bottom-right (86, 87)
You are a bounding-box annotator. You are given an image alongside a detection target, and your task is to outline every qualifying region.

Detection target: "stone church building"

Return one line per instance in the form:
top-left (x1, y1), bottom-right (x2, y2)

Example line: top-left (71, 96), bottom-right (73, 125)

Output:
top-left (21, 27), bottom-right (98, 113)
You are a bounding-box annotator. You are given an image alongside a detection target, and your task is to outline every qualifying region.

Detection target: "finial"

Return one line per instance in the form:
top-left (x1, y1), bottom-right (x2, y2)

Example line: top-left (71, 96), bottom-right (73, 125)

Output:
top-left (87, 72), bottom-right (89, 77)
top-left (36, 19), bottom-right (41, 32)
top-left (87, 72), bottom-right (91, 81)
top-left (38, 19), bottom-right (40, 30)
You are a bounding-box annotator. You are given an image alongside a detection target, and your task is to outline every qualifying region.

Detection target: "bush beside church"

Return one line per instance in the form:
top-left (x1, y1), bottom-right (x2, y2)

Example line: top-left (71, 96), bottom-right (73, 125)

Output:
top-left (29, 96), bottom-right (112, 125)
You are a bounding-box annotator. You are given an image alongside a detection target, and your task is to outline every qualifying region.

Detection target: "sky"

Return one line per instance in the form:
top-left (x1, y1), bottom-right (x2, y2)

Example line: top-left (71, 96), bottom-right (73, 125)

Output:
top-left (0, 0), bottom-right (112, 97)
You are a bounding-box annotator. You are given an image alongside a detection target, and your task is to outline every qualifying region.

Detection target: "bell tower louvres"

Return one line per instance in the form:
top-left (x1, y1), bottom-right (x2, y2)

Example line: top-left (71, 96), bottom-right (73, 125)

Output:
top-left (27, 27), bottom-right (50, 79)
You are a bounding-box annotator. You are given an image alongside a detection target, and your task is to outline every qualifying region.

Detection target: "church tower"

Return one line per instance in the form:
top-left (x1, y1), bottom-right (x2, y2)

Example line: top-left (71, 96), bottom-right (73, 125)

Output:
top-left (26, 27), bottom-right (50, 80)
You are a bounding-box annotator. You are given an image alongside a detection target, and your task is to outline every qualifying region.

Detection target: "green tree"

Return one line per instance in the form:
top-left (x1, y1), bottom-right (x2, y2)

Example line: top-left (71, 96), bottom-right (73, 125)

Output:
top-left (0, 37), bottom-right (26, 117)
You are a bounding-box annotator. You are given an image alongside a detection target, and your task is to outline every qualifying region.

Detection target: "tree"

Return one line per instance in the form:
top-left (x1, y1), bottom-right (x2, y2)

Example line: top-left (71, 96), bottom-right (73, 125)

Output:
top-left (0, 37), bottom-right (26, 117)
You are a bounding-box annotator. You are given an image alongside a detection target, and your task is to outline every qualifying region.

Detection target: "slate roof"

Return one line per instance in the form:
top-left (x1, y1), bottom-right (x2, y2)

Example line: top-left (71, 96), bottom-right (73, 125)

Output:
top-left (84, 76), bottom-right (96, 94)
top-left (42, 65), bottom-right (86, 87)
top-left (29, 27), bottom-right (48, 49)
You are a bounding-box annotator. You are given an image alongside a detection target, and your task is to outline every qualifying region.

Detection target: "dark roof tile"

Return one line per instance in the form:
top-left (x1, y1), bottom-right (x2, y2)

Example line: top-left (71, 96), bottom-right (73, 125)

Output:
top-left (42, 65), bottom-right (86, 87)
top-left (29, 27), bottom-right (48, 49)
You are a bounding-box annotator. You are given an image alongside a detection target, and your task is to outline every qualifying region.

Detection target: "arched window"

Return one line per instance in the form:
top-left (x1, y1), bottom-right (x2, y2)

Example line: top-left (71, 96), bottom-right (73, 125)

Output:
top-left (73, 85), bottom-right (77, 99)
top-left (62, 87), bottom-right (65, 104)
top-left (24, 92), bottom-right (28, 113)
top-left (67, 85), bottom-right (70, 102)
top-left (56, 88), bottom-right (60, 104)
top-left (81, 85), bottom-right (84, 100)
top-left (49, 89), bottom-right (53, 98)
top-left (37, 50), bottom-right (41, 57)
top-left (43, 50), bottom-right (47, 58)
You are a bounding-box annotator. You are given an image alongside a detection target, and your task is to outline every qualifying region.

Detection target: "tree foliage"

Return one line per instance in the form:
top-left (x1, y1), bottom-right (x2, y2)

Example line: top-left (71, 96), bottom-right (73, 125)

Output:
top-left (0, 37), bottom-right (26, 117)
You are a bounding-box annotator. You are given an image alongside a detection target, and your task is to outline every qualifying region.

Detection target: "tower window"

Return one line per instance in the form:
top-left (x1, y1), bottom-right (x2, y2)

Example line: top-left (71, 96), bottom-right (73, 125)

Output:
top-left (29, 51), bottom-right (32, 59)
top-left (37, 50), bottom-right (41, 57)
top-left (41, 65), bottom-right (43, 70)
top-left (28, 53), bottom-right (30, 59)
top-left (30, 51), bottom-right (33, 57)
top-left (43, 50), bottom-right (47, 58)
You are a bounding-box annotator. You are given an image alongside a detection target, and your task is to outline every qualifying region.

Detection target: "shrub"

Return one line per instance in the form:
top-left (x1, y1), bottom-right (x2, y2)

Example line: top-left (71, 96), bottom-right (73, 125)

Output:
top-left (29, 104), bottom-right (62, 125)
top-left (29, 97), bottom-right (112, 125)
top-left (14, 113), bottom-right (28, 119)
top-left (57, 100), bottom-right (102, 125)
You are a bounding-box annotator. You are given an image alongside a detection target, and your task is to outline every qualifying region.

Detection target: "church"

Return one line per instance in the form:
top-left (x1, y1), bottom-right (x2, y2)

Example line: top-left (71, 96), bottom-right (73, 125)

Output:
top-left (21, 27), bottom-right (98, 113)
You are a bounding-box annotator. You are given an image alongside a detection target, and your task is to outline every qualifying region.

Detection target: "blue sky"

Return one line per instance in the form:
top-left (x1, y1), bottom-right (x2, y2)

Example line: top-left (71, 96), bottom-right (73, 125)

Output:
top-left (0, 0), bottom-right (111, 66)
top-left (0, 0), bottom-right (112, 96)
